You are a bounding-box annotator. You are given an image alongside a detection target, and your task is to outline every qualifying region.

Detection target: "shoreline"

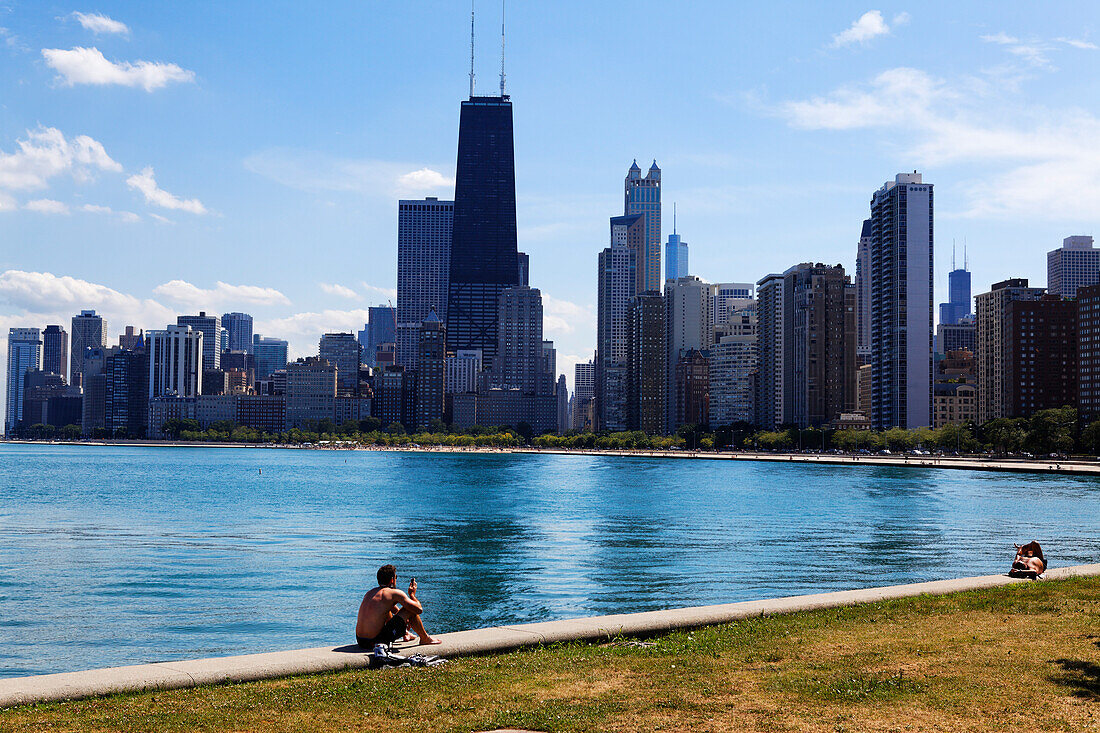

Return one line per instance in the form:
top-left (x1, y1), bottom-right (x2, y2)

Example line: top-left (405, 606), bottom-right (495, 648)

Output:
top-left (5, 439), bottom-right (1100, 475)
top-left (3, 563), bottom-right (1098, 708)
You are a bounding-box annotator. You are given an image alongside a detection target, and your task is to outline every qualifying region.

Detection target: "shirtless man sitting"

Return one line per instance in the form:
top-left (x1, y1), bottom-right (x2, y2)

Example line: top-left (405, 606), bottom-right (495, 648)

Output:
top-left (355, 564), bottom-right (441, 647)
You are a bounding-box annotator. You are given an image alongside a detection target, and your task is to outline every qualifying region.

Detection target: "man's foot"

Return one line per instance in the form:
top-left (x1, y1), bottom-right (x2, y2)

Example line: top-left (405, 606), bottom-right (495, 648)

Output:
top-left (401, 633), bottom-right (416, 642)
top-left (418, 636), bottom-right (443, 645)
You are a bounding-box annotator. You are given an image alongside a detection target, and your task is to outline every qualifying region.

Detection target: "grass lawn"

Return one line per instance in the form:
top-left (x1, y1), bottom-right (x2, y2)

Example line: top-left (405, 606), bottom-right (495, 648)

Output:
top-left (4, 577), bottom-right (1100, 732)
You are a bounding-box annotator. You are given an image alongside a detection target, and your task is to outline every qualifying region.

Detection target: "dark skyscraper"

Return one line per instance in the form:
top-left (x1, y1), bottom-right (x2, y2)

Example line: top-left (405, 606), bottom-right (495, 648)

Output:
top-left (938, 246), bottom-right (972, 327)
top-left (42, 325), bottom-right (68, 383)
top-left (445, 95), bottom-right (520, 373)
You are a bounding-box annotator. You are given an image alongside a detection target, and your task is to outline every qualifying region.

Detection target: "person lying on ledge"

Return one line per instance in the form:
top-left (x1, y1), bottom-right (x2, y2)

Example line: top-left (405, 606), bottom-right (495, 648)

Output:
top-left (1009, 541), bottom-right (1047, 578)
top-left (356, 564), bottom-right (441, 647)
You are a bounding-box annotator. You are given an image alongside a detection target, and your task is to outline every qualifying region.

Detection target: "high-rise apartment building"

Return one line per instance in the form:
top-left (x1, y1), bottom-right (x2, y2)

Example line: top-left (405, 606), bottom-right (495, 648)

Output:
top-left (414, 311), bottom-right (446, 430)
top-left (709, 301), bottom-right (757, 427)
top-left (665, 276), bottom-right (713, 432)
top-left (5, 328), bottom-right (41, 434)
top-left (398, 198), bottom-right (453, 369)
top-left (177, 312), bottom-right (222, 371)
top-left (1047, 235), bottom-right (1099, 299)
top-left (572, 359), bottom-right (596, 431)
top-left (319, 332), bottom-right (361, 396)
top-left (222, 313), bottom-right (254, 354)
top-left (284, 357), bottom-right (336, 430)
top-left (445, 95), bottom-right (520, 373)
top-left (868, 172), bottom-right (933, 429)
top-left (373, 365), bottom-right (415, 430)
top-left (782, 263), bottom-right (857, 428)
top-left (252, 335), bottom-right (289, 379)
top-left (596, 215), bottom-right (640, 431)
top-left (1077, 284), bottom-right (1100, 422)
top-left (755, 274), bottom-right (785, 429)
top-left (855, 219), bottom-right (873, 362)
top-left (557, 374), bottom-right (569, 434)
top-left (975, 278), bottom-right (1045, 422)
top-left (359, 305), bottom-right (396, 368)
top-left (445, 349), bottom-right (482, 395)
top-left (1004, 296), bottom-right (1077, 417)
top-left (148, 325), bottom-right (203, 399)
top-left (105, 344), bottom-right (149, 437)
top-left (624, 160), bottom-right (662, 292)
top-left (674, 349), bottom-right (710, 429)
top-left (629, 291), bottom-right (666, 433)
top-left (70, 310), bottom-right (106, 388)
top-left (494, 286), bottom-right (543, 394)
top-left (41, 325), bottom-right (68, 383)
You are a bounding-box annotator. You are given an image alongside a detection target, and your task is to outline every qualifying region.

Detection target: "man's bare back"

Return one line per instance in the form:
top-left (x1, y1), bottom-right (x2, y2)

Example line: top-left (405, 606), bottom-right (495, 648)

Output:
top-left (356, 566), bottom-right (440, 646)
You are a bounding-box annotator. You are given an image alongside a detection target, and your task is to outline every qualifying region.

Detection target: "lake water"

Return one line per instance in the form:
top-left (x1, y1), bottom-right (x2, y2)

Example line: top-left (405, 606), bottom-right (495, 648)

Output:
top-left (1, 443), bottom-right (1098, 678)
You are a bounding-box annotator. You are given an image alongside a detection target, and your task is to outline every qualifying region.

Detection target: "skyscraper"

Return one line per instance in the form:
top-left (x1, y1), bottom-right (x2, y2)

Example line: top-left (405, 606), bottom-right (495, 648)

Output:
top-left (755, 273), bottom-right (785, 429)
top-left (855, 219), bottom-right (872, 362)
top-left (414, 310), bottom-right (446, 430)
top-left (629, 291), bottom-right (666, 433)
top-left (975, 278), bottom-right (1045, 422)
top-left (938, 246), bottom-right (972, 328)
top-left (624, 160), bottom-right (662, 292)
top-left (252, 334), bottom-right (289, 379)
top-left (709, 301), bottom-right (757, 427)
top-left (664, 276), bottom-right (713, 432)
top-left (596, 215), bottom-right (640, 431)
top-left (665, 212), bottom-right (688, 283)
top-left (572, 359), bottom-right (596, 431)
top-left (1047, 235), bottom-right (1099, 299)
top-left (105, 343), bottom-right (149, 437)
top-left (222, 312), bottom-right (254, 354)
top-left (445, 95), bottom-right (519, 373)
top-left (70, 310), bottom-right (106, 388)
top-left (398, 197), bottom-right (453, 369)
top-left (319, 332), bottom-right (361, 396)
top-left (119, 326), bottom-right (144, 351)
top-left (5, 328), bottom-right (41, 434)
top-left (359, 305), bottom-right (396, 368)
top-left (494, 286), bottom-right (543, 394)
top-left (42, 325), bottom-right (68, 383)
top-left (148, 325), bottom-right (203, 399)
top-left (868, 173), bottom-right (933, 429)
top-left (177, 312), bottom-right (222, 371)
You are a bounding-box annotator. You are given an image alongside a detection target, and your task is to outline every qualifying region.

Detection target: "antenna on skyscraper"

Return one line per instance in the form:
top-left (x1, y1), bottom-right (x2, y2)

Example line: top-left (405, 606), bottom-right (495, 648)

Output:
top-left (499, 0), bottom-right (506, 97)
top-left (469, 0), bottom-right (476, 98)
top-left (952, 238), bottom-right (956, 270)
top-left (964, 239), bottom-right (968, 271)
top-left (673, 202), bottom-right (677, 234)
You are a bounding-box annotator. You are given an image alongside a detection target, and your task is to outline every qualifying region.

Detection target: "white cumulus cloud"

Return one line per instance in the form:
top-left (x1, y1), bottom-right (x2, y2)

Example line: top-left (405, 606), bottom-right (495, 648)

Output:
top-left (396, 168), bottom-right (456, 192)
top-left (255, 309), bottom-right (373, 361)
top-left (542, 294), bottom-right (594, 338)
top-left (153, 280), bottom-right (291, 309)
top-left (42, 47), bottom-right (195, 91)
top-left (831, 10), bottom-right (893, 47)
top-left (24, 198), bottom-right (69, 214)
top-left (244, 149), bottom-right (453, 199)
top-left (126, 166), bottom-right (206, 214)
top-left (70, 12), bottom-right (129, 36)
top-left (361, 282), bottom-right (397, 301)
top-left (320, 283), bottom-right (360, 300)
top-left (0, 126), bottom-right (121, 192)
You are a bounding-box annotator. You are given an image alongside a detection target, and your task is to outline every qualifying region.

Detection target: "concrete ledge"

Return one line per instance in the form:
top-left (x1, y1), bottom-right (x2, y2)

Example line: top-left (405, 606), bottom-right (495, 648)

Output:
top-left (3, 563), bottom-right (1098, 708)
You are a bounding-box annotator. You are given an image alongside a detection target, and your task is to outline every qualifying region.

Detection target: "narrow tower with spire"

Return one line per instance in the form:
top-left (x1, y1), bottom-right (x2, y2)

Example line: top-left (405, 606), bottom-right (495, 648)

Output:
top-left (664, 202), bottom-right (688, 282)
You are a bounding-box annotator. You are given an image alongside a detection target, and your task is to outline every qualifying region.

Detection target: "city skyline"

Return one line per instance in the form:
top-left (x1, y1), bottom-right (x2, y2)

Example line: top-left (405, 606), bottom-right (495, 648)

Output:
top-left (2, 3), bottom-right (1100, 418)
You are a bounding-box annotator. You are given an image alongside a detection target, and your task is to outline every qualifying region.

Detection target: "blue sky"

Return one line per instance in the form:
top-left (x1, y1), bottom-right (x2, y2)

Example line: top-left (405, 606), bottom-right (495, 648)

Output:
top-left (2, 1), bottom-right (1099, 412)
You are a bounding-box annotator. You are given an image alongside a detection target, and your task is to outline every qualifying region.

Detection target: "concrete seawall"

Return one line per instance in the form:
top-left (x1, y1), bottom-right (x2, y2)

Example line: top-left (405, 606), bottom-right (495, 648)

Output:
top-left (3, 563), bottom-right (1098, 709)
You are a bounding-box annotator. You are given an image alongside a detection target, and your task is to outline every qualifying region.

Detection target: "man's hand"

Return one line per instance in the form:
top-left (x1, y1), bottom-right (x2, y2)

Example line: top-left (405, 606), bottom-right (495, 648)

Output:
top-left (408, 579), bottom-right (417, 598)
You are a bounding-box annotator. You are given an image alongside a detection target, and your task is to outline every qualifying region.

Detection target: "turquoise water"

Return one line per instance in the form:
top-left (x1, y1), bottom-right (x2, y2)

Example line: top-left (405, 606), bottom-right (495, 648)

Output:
top-left (1, 443), bottom-right (1098, 678)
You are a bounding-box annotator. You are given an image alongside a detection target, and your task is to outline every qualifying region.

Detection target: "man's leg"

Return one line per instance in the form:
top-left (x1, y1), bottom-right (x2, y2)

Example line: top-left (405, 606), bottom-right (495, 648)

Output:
top-left (398, 608), bottom-right (440, 645)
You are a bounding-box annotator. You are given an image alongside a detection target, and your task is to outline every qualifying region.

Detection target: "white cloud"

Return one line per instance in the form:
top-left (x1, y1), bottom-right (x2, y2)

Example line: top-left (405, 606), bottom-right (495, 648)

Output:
top-left (980, 32), bottom-right (1019, 45)
top-left (70, 12), bottom-right (129, 36)
top-left (42, 47), bottom-right (194, 91)
top-left (776, 67), bottom-right (1100, 220)
top-left (361, 282), bottom-right (397, 300)
top-left (126, 166), bottom-right (206, 214)
top-left (320, 283), bottom-right (360, 300)
top-left (24, 198), bottom-right (69, 214)
top-left (0, 270), bottom-right (169, 320)
top-left (0, 192), bottom-right (15, 211)
top-left (256, 309), bottom-right (374, 361)
top-left (0, 126), bottom-right (121, 192)
top-left (892, 12), bottom-right (911, 27)
top-left (1058, 37), bottom-right (1099, 50)
top-left (153, 280), bottom-right (291, 309)
top-left (542, 294), bottom-right (594, 338)
top-left (244, 149), bottom-right (453, 198)
top-left (149, 213), bottom-right (172, 224)
top-left (831, 10), bottom-right (892, 48)
top-left (80, 203), bottom-right (140, 222)
top-left (118, 211), bottom-right (140, 223)
top-left (980, 33), bottom-right (1065, 70)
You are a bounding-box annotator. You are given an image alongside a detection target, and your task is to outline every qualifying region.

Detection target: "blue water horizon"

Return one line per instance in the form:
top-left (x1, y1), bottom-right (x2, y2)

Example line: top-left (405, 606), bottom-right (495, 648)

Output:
top-left (1, 442), bottom-right (1097, 678)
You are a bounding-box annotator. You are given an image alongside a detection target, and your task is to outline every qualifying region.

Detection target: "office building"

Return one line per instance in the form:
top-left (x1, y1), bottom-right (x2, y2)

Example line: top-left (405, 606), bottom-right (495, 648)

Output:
top-left (220, 350), bottom-right (255, 385)
top-left (118, 326), bottom-right (144, 351)
top-left (359, 305), bottom-right (397, 368)
top-left (709, 301), bottom-right (757, 427)
top-left (222, 312), bottom-right (254, 353)
top-left (22, 372), bottom-right (80, 429)
top-left (975, 278), bottom-right (1045, 422)
top-left (446, 349), bottom-right (482, 394)
top-left (855, 219), bottom-right (872, 362)
top-left (629, 291), bottom-right (666, 433)
top-left (398, 198), bottom-right (453, 368)
top-left (148, 325), bottom-right (203, 399)
top-left (936, 316), bottom-right (976, 355)
top-left (596, 216), bottom-right (639, 431)
top-left (70, 310), bottom-right (106, 388)
top-left (755, 274), bottom-right (785, 429)
top-left (939, 248), bottom-right (972, 327)
top-left (319, 332), bottom-right (361, 396)
top-left (1047, 235), bottom-right (1099, 299)
top-left (80, 346), bottom-right (110, 436)
top-left (665, 222), bottom-right (688, 283)
top-left (445, 94), bottom-right (520, 373)
top-left (665, 276), bottom-right (713, 432)
top-left (177, 312), bottom-right (222, 371)
top-left (494, 287), bottom-right (543, 394)
top-left (284, 357), bottom-right (336, 430)
top-left (783, 263), bottom-right (857, 428)
top-left (868, 172), bottom-right (933, 429)
top-left (713, 283), bottom-right (755, 325)
top-left (624, 160), bottom-right (662, 292)
top-left (414, 311), bottom-right (446, 430)
top-left (105, 344), bottom-right (149, 437)
top-left (5, 328), bottom-right (41, 434)
top-left (252, 335), bottom-right (289, 379)
top-left (42, 325), bottom-right (68, 383)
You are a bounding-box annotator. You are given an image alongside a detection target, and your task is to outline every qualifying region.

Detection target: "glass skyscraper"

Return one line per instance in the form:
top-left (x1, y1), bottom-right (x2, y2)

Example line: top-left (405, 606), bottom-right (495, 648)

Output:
top-left (222, 312), bottom-right (254, 354)
top-left (445, 95), bottom-right (520, 373)
top-left (397, 197), bottom-right (452, 369)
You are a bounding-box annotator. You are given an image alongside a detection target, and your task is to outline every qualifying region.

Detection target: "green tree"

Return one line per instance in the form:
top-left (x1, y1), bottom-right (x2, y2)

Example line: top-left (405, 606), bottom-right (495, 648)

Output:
top-left (1025, 407), bottom-right (1077, 455)
top-left (386, 421), bottom-right (407, 435)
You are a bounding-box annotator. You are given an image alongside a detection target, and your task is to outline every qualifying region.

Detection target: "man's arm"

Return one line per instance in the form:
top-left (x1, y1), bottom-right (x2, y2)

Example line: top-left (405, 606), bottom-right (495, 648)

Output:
top-left (392, 588), bottom-right (423, 615)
